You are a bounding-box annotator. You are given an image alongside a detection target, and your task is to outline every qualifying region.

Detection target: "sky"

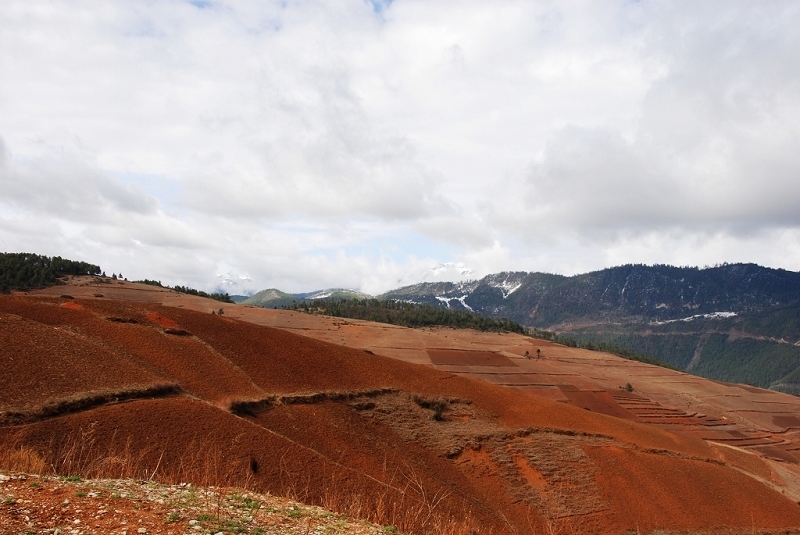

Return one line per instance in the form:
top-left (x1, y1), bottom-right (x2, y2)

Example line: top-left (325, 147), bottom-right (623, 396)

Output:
top-left (2, 0), bottom-right (800, 296)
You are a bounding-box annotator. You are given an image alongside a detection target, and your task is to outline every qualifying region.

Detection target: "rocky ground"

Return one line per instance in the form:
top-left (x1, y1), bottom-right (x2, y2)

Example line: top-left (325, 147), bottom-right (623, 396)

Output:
top-left (0, 472), bottom-right (390, 535)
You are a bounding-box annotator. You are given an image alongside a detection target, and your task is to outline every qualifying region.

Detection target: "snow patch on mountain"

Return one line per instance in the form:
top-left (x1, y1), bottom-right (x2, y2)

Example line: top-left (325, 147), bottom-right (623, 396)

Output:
top-left (485, 272), bottom-right (527, 298)
top-left (216, 271), bottom-right (253, 291)
top-left (435, 295), bottom-right (474, 312)
top-left (302, 288), bottom-right (370, 300)
top-left (430, 262), bottom-right (473, 277)
top-left (650, 311), bottom-right (737, 325)
top-left (490, 280), bottom-right (522, 298)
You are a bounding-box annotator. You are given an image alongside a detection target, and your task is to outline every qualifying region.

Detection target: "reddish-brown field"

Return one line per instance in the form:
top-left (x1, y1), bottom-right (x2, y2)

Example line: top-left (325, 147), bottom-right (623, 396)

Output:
top-left (3, 278), bottom-right (800, 534)
top-left (427, 349), bottom-right (516, 366)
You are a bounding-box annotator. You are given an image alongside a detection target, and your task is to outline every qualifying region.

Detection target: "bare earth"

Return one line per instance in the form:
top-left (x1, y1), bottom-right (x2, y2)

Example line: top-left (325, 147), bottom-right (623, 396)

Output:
top-left (2, 276), bottom-right (799, 534)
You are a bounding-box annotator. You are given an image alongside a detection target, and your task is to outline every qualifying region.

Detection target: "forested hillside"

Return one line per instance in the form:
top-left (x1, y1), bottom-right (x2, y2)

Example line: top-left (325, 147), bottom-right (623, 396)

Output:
top-left (0, 252), bottom-right (100, 293)
top-left (382, 263), bottom-right (800, 327)
top-left (285, 298), bottom-right (525, 333)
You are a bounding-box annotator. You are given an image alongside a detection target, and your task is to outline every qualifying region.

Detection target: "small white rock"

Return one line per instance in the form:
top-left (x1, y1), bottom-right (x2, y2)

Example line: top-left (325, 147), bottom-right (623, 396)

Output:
top-left (188, 520), bottom-right (198, 525)
top-left (137, 529), bottom-right (147, 534)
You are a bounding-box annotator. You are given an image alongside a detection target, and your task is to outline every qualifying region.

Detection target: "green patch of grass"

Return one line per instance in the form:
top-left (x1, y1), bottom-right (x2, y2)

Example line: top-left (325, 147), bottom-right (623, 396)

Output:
top-left (229, 492), bottom-right (260, 510)
top-left (3, 496), bottom-right (16, 505)
top-left (165, 512), bottom-right (181, 524)
top-left (287, 508), bottom-right (303, 519)
top-left (383, 527), bottom-right (399, 533)
top-left (219, 519), bottom-right (247, 533)
top-left (61, 475), bottom-right (82, 483)
top-left (173, 487), bottom-right (200, 507)
top-left (76, 491), bottom-right (87, 498)
top-left (195, 513), bottom-right (215, 522)
top-left (28, 481), bottom-right (40, 488)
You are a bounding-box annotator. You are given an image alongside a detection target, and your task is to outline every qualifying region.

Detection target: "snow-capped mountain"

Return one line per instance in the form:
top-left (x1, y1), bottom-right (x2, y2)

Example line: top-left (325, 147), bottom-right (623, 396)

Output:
top-left (243, 288), bottom-right (372, 308)
top-left (380, 264), bottom-right (800, 328)
top-left (295, 289), bottom-right (373, 300)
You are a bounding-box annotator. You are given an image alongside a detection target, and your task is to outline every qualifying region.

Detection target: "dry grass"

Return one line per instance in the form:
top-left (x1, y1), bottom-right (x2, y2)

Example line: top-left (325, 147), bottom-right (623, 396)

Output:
top-left (0, 426), bottom-right (246, 488)
top-left (0, 427), bottom-right (486, 535)
top-left (314, 461), bottom-right (485, 535)
top-left (0, 446), bottom-right (47, 474)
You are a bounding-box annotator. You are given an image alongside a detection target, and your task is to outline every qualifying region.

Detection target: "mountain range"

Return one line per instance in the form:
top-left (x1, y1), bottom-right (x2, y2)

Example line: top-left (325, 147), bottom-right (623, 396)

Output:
top-left (242, 263), bottom-right (800, 393)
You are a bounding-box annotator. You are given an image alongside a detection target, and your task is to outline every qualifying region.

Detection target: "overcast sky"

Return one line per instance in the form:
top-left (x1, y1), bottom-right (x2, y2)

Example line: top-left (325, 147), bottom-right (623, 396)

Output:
top-left (2, 0), bottom-right (800, 295)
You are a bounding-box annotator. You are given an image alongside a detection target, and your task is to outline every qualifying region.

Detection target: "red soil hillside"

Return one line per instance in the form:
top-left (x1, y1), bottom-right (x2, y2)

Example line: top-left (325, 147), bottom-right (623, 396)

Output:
top-left (1, 282), bottom-right (799, 534)
top-left (0, 303), bottom-right (172, 419)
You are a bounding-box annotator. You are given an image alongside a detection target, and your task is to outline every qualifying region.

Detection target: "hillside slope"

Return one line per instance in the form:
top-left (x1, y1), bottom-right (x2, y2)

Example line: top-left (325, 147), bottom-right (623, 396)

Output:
top-left (381, 264), bottom-right (800, 392)
top-left (3, 287), bottom-right (800, 533)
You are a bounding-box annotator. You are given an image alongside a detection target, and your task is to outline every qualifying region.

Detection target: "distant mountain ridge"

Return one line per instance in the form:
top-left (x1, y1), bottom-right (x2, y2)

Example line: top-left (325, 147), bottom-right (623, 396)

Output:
top-left (244, 263), bottom-right (800, 332)
top-left (244, 263), bottom-right (800, 394)
top-left (242, 288), bottom-right (371, 308)
top-left (381, 263), bottom-right (800, 328)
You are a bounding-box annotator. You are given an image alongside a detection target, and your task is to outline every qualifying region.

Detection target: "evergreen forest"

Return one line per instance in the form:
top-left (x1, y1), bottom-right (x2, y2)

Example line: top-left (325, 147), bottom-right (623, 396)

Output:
top-left (135, 279), bottom-right (233, 303)
top-left (0, 252), bottom-right (101, 293)
top-left (285, 298), bottom-right (525, 333)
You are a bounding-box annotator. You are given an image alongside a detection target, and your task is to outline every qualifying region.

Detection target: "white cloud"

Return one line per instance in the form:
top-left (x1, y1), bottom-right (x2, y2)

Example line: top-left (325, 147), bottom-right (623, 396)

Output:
top-left (2, 1), bottom-right (800, 293)
top-left (0, 153), bottom-right (159, 223)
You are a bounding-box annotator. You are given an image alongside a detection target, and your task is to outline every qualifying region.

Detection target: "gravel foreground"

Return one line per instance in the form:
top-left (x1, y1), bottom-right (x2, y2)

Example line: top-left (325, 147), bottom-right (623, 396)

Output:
top-left (0, 473), bottom-right (390, 535)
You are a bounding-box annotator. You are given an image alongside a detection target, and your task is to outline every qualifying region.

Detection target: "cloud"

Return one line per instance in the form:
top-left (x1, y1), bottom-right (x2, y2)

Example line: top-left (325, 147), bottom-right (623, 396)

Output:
top-left (2, 1), bottom-right (800, 293)
top-left (413, 215), bottom-right (493, 249)
top-left (494, 1), bottom-right (800, 247)
top-left (524, 127), bottom-right (676, 234)
top-left (0, 150), bottom-right (159, 223)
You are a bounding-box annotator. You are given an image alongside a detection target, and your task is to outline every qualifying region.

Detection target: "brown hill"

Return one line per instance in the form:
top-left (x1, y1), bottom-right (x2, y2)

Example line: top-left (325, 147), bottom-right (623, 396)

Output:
top-left (2, 278), bottom-right (800, 533)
